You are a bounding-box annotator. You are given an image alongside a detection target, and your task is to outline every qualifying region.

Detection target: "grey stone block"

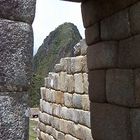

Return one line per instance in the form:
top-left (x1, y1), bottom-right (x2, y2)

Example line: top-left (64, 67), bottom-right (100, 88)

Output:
top-left (101, 9), bottom-right (130, 40)
top-left (81, 95), bottom-right (90, 111)
top-left (90, 103), bottom-right (131, 140)
top-left (74, 73), bottom-right (84, 94)
top-left (80, 39), bottom-right (88, 55)
top-left (54, 63), bottom-right (63, 73)
top-left (130, 108), bottom-right (140, 140)
top-left (65, 134), bottom-right (79, 140)
top-left (106, 69), bottom-right (139, 107)
top-left (85, 23), bottom-right (100, 45)
top-left (87, 41), bottom-right (118, 70)
top-left (130, 1), bottom-right (140, 34)
top-left (0, 19), bottom-right (33, 91)
top-left (118, 34), bottom-right (140, 68)
top-left (0, 0), bottom-right (36, 24)
top-left (81, 0), bottom-right (138, 27)
top-left (0, 92), bottom-right (29, 140)
top-left (64, 93), bottom-right (73, 108)
top-left (66, 75), bottom-right (74, 93)
top-left (88, 70), bottom-right (106, 102)
top-left (83, 73), bottom-right (89, 94)
top-left (72, 94), bottom-right (82, 109)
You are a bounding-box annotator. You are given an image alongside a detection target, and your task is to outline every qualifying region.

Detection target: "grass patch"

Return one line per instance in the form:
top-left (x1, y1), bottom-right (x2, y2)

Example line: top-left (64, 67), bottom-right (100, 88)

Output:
top-left (29, 119), bottom-right (38, 140)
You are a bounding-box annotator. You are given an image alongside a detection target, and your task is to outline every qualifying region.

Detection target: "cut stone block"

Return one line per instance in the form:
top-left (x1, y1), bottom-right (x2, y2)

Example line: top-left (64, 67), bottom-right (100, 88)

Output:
top-left (90, 103), bottom-right (131, 140)
top-left (83, 73), bottom-right (89, 94)
top-left (55, 91), bottom-right (64, 105)
top-left (106, 69), bottom-right (140, 107)
top-left (118, 34), bottom-right (140, 68)
top-left (130, 1), bottom-right (140, 34)
top-left (74, 73), bottom-right (84, 94)
top-left (66, 75), bottom-right (74, 93)
top-left (85, 23), bottom-right (100, 45)
top-left (81, 0), bottom-right (138, 27)
top-left (0, 92), bottom-right (29, 140)
top-left (82, 95), bottom-right (90, 111)
top-left (72, 93), bottom-right (82, 109)
top-left (64, 93), bottom-right (73, 108)
top-left (0, 0), bottom-right (36, 24)
top-left (80, 39), bottom-right (88, 55)
top-left (87, 41), bottom-right (118, 70)
top-left (101, 9), bottom-right (130, 40)
top-left (0, 19), bottom-right (33, 91)
top-left (88, 70), bottom-right (106, 102)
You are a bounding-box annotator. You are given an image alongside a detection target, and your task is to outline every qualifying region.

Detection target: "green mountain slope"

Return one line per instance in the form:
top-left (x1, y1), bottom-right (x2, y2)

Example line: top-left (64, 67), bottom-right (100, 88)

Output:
top-left (29, 22), bottom-right (82, 107)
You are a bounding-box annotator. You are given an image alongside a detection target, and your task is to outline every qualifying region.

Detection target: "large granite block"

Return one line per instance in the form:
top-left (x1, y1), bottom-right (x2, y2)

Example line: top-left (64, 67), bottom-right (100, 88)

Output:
top-left (130, 1), bottom-right (140, 34)
top-left (85, 23), bottom-right (100, 45)
top-left (0, 92), bottom-right (29, 140)
top-left (118, 34), bottom-right (140, 68)
top-left (87, 41), bottom-right (118, 70)
top-left (88, 70), bottom-right (106, 102)
top-left (101, 9), bottom-right (130, 40)
top-left (0, 0), bottom-right (36, 24)
top-left (81, 0), bottom-right (139, 27)
top-left (90, 103), bottom-right (131, 140)
top-left (0, 19), bottom-right (33, 91)
top-left (106, 69), bottom-right (137, 107)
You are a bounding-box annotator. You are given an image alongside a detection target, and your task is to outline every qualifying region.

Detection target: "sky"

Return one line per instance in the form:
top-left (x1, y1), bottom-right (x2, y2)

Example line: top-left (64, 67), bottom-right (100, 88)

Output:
top-left (32, 0), bottom-right (85, 55)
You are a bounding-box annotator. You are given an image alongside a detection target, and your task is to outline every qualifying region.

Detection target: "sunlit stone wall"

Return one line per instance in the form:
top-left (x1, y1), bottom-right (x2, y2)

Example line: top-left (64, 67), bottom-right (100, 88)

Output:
top-left (37, 40), bottom-right (93, 140)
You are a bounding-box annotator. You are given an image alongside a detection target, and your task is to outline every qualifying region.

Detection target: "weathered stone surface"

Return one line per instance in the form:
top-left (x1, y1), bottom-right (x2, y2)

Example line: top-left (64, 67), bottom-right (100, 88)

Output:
top-left (0, 0), bottom-right (36, 24)
top-left (38, 122), bottom-right (46, 133)
top-left (82, 56), bottom-right (88, 73)
top-left (59, 72), bottom-right (67, 91)
top-left (52, 104), bottom-right (61, 117)
top-left (101, 9), bottom-right (130, 40)
top-left (78, 110), bottom-right (90, 127)
top-left (106, 69), bottom-right (137, 107)
top-left (81, 0), bottom-right (138, 27)
top-left (74, 42), bottom-right (81, 56)
top-left (90, 103), bottom-right (131, 140)
top-left (40, 87), bottom-right (46, 100)
top-left (72, 94), bottom-right (82, 109)
top-left (87, 41), bottom-right (118, 70)
top-left (65, 134), bottom-right (79, 140)
top-left (0, 19), bottom-right (33, 91)
top-left (118, 34), bottom-right (140, 68)
top-left (74, 73), bottom-right (84, 94)
top-left (88, 70), bottom-right (106, 102)
top-left (54, 63), bottom-right (63, 73)
top-left (0, 92), bottom-right (29, 140)
top-left (85, 23), bottom-right (100, 45)
top-left (39, 112), bottom-right (53, 126)
top-left (82, 95), bottom-right (90, 111)
top-left (55, 91), bottom-right (64, 104)
top-left (130, 109), bottom-right (140, 140)
top-left (60, 57), bottom-right (71, 73)
top-left (42, 101), bottom-right (53, 115)
top-left (71, 56), bottom-right (84, 73)
top-left (66, 75), bottom-right (74, 93)
top-left (130, 1), bottom-right (140, 34)
top-left (64, 93), bottom-right (73, 108)
top-left (61, 107), bottom-right (73, 120)
top-left (46, 125), bottom-right (53, 135)
top-left (83, 73), bottom-right (89, 94)
top-left (80, 39), bottom-right (88, 55)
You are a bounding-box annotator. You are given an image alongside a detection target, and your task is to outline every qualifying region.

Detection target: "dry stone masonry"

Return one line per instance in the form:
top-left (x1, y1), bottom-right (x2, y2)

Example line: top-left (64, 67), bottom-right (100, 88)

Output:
top-left (0, 0), bottom-right (36, 139)
top-left (37, 40), bottom-right (93, 140)
top-left (81, 0), bottom-right (140, 140)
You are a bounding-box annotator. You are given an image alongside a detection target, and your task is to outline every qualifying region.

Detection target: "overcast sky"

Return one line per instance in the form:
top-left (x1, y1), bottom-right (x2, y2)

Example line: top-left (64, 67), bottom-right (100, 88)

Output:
top-left (32, 0), bottom-right (85, 55)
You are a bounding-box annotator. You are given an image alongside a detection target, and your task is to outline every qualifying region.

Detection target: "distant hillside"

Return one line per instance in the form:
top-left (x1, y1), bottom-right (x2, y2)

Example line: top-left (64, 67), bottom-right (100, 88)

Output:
top-left (29, 22), bottom-right (82, 107)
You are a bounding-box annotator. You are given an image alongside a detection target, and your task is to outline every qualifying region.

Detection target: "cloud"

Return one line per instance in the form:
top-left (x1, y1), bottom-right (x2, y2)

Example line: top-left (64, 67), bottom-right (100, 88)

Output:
top-left (32, 0), bottom-right (84, 55)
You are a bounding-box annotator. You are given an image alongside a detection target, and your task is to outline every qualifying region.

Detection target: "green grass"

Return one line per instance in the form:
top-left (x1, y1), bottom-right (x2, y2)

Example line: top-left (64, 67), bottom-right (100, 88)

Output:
top-left (29, 119), bottom-right (38, 140)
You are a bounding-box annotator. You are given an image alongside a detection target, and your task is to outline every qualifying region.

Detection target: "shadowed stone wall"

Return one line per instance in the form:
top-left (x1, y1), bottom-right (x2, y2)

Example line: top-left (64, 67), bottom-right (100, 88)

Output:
top-left (37, 40), bottom-right (93, 140)
top-left (0, 0), bottom-right (36, 139)
top-left (81, 0), bottom-right (140, 140)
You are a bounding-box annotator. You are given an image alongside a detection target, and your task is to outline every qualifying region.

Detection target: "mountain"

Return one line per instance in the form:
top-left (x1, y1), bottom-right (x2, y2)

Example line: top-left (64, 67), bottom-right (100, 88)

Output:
top-left (29, 22), bottom-right (82, 107)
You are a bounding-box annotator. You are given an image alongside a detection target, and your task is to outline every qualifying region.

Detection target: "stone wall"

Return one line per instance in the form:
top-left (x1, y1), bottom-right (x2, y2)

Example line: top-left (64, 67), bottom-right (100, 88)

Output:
top-left (81, 0), bottom-right (140, 140)
top-left (0, 0), bottom-right (36, 140)
top-left (37, 40), bottom-right (93, 140)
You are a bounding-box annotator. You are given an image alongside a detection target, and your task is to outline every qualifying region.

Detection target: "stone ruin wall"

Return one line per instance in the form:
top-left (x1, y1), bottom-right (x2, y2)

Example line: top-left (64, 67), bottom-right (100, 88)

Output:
top-left (0, 1), bottom-right (36, 140)
top-left (37, 40), bottom-right (93, 140)
top-left (81, 0), bottom-right (140, 140)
